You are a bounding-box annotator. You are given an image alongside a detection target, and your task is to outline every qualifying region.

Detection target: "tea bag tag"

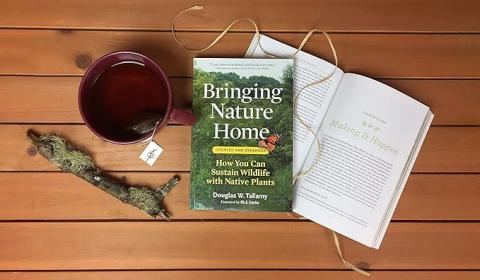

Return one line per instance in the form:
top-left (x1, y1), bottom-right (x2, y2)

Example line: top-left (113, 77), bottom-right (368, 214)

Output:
top-left (138, 120), bottom-right (163, 166)
top-left (139, 141), bottom-right (164, 166)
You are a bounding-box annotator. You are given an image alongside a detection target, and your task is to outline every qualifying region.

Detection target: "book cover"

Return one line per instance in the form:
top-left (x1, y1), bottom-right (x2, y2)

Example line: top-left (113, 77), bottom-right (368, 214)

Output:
top-left (190, 58), bottom-right (294, 212)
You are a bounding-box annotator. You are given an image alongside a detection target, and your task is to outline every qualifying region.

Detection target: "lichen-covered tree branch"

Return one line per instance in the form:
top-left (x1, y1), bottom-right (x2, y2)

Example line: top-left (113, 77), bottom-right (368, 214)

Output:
top-left (26, 130), bottom-right (179, 219)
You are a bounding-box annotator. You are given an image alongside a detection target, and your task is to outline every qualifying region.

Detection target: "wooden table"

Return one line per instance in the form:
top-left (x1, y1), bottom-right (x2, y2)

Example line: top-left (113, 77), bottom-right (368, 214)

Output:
top-left (0, 1), bottom-right (479, 279)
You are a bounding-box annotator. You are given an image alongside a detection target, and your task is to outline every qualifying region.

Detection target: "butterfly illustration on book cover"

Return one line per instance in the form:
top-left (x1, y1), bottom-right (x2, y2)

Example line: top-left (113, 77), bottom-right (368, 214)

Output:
top-left (258, 133), bottom-right (281, 153)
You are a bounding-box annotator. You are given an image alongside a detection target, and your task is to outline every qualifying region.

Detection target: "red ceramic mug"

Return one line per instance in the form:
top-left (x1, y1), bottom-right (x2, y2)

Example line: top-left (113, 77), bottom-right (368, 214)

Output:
top-left (79, 51), bottom-right (195, 144)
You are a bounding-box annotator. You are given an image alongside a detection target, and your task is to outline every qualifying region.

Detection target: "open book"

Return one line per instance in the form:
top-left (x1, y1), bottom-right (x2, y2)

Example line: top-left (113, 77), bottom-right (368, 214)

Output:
top-left (246, 34), bottom-right (433, 249)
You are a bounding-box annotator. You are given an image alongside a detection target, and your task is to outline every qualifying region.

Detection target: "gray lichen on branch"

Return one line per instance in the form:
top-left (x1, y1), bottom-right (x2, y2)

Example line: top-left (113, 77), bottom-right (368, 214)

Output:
top-left (26, 129), bottom-right (179, 219)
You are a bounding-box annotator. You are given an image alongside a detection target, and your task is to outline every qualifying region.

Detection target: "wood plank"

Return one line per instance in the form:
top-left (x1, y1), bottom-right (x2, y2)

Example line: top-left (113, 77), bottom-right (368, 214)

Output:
top-left (382, 79), bottom-right (480, 126)
top-left (1, 125), bottom-right (479, 172)
top-left (1, 0), bottom-right (479, 32)
top-left (1, 76), bottom-right (478, 125)
top-left (0, 76), bottom-right (191, 123)
top-left (415, 126), bottom-right (480, 173)
top-left (0, 271), bottom-right (479, 280)
top-left (3, 124), bottom-right (191, 172)
top-left (0, 173), bottom-right (478, 221)
top-left (0, 222), bottom-right (478, 269)
top-left (1, 30), bottom-right (480, 77)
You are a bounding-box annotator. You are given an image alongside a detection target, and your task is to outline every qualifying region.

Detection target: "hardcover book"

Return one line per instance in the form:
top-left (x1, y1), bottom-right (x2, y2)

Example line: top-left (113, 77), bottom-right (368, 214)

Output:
top-left (190, 58), bottom-right (294, 212)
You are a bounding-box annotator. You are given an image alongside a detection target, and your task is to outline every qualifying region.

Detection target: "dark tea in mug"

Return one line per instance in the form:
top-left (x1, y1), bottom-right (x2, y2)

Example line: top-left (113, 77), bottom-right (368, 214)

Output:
top-left (84, 61), bottom-right (168, 142)
top-left (79, 51), bottom-right (195, 145)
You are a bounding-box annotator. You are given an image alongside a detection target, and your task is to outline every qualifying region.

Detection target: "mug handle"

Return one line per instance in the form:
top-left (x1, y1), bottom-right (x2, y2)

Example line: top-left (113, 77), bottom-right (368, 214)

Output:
top-left (170, 108), bottom-right (196, 125)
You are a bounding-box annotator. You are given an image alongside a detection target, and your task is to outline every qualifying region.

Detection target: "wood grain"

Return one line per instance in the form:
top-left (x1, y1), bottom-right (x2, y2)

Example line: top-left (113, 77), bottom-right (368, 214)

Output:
top-left (0, 76), bottom-right (191, 124)
top-left (0, 0), bottom-right (478, 276)
top-left (1, 30), bottom-right (480, 78)
top-left (0, 271), bottom-right (479, 280)
top-left (0, 222), bottom-right (478, 270)
top-left (1, 76), bottom-right (478, 125)
top-left (1, 0), bottom-right (479, 32)
top-left (382, 79), bottom-right (480, 125)
top-left (0, 173), bottom-right (478, 221)
top-left (4, 124), bottom-right (191, 172)
top-left (2, 125), bottom-right (479, 172)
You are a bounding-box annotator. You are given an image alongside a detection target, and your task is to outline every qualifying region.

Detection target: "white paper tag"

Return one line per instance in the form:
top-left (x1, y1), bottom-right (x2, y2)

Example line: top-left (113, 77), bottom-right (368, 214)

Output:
top-left (139, 141), bottom-right (164, 166)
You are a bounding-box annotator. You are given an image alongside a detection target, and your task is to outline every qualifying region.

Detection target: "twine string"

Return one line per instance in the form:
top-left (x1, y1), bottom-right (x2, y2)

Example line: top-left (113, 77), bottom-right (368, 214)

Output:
top-left (171, 5), bottom-right (369, 276)
top-left (171, 5), bottom-right (260, 53)
top-left (333, 231), bottom-right (371, 276)
top-left (172, 7), bottom-right (337, 181)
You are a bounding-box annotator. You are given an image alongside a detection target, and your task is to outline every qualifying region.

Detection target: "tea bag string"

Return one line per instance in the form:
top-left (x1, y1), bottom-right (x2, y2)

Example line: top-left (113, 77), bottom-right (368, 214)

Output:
top-left (171, 6), bottom-right (369, 277)
top-left (143, 120), bottom-right (161, 144)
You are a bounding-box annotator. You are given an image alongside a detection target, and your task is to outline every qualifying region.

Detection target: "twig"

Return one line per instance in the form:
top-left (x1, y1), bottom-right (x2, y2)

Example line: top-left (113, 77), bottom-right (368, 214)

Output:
top-left (26, 129), bottom-right (180, 219)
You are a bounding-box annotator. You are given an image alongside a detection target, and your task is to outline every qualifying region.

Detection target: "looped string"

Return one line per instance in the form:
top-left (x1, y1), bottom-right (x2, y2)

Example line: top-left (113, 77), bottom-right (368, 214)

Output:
top-left (172, 6), bottom-right (337, 181)
top-left (286, 29), bottom-right (338, 180)
top-left (171, 5), bottom-right (369, 277)
top-left (172, 5), bottom-right (261, 53)
top-left (257, 29), bottom-right (338, 180)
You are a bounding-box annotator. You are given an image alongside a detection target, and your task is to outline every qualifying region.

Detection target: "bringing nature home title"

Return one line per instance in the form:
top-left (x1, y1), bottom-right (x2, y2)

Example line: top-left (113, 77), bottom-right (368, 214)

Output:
top-left (203, 83), bottom-right (283, 140)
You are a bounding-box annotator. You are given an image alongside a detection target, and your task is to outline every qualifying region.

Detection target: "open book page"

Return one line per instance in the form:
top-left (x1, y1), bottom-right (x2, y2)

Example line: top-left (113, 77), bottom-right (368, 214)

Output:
top-left (293, 73), bottom-right (431, 248)
top-left (245, 34), bottom-right (344, 174)
top-left (373, 108), bottom-right (433, 248)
